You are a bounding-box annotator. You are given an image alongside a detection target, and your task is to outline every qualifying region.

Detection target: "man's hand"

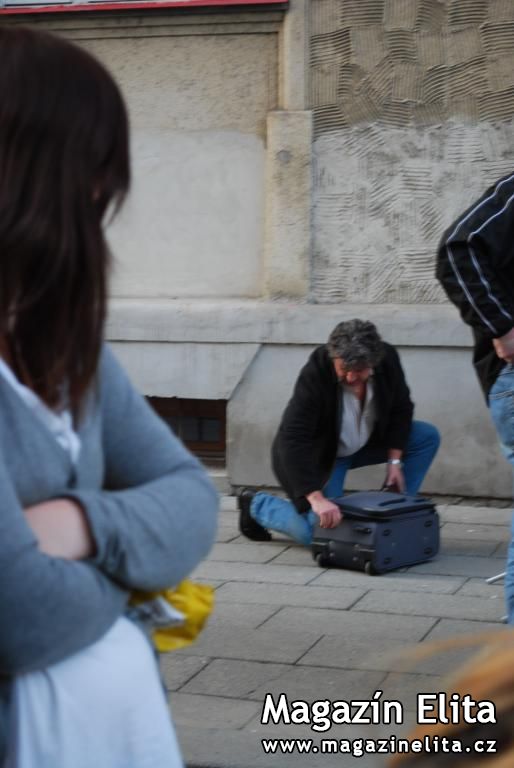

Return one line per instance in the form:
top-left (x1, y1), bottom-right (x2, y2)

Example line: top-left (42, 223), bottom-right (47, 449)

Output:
top-left (306, 491), bottom-right (342, 528)
top-left (384, 464), bottom-right (406, 493)
top-left (24, 499), bottom-right (96, 560)
top-left (493, 328), bottom-right (514, 363)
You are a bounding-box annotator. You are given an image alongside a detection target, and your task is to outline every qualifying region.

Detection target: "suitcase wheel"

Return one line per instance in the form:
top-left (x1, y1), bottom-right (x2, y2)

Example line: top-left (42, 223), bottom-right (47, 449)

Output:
top-left (364, 561), bottom-right (377, 576)
top-left (316, 553), bottom-right (331, 569)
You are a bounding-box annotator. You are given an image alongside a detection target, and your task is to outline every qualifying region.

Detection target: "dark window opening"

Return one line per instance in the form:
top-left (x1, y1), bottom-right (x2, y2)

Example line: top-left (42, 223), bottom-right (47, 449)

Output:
top-left (147, 397), bottom-right (226, 466)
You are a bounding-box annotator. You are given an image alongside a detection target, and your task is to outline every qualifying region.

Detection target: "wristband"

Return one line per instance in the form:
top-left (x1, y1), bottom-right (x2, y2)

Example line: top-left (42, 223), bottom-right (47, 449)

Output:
top-left (387, 458), bottom-right (402, 466)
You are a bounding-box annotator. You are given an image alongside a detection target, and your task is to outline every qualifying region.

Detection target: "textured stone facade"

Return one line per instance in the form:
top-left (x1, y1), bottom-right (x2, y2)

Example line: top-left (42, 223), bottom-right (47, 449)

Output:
top-left (310, 0), bottom-right (514, 304)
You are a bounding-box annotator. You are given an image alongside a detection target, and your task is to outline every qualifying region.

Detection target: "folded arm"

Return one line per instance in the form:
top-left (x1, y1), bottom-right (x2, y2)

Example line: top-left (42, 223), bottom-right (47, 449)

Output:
top-left (64, 346), bottom-right (219, 591)
top-left (0, 469), bottom-right (127, 675)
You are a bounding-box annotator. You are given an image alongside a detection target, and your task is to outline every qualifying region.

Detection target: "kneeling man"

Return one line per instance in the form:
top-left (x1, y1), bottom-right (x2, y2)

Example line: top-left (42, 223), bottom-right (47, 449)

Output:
top-left (238, 319), bottom-right (440, 545)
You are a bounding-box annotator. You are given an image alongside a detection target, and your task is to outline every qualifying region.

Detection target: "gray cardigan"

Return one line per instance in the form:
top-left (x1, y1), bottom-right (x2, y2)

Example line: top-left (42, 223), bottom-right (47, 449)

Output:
top-left (0, 346), bottom-right (218, 747)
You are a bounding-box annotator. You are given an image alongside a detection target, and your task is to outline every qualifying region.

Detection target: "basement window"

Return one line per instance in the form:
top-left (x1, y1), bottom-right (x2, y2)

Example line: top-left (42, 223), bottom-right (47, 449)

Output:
top-left (148, 397), bottom-right (226, 465)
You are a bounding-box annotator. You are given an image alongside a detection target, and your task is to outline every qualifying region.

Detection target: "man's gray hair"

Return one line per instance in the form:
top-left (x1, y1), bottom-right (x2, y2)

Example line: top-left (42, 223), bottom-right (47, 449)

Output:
top-left (327, 319), bottom-right (385, 369)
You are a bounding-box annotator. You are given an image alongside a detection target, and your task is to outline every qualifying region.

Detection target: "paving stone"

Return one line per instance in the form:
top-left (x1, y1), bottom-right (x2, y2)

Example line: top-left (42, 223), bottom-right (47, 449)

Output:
top-left (438, 505), bottom-right (513, 525)
top-left (175, 622), bottom-right (323, 664)
top-left (207, 601), bottom-right (281, 629)
top-left (441, 522), bottom-right (510, 543)
top-left (380, 671), bottom-right (446, 708)
top-left (193, 561), bottom-right (321, 585)
top-left (171, 496), bottom-right (514, 768)
top-left (294, 612), bottom-right (436, 673)
top-left (406, 618), bottom-right (508, 676)
top-left (423, 618), bottom-right (509, 638)
top-left (454, 578), bottom-right (505, 599)
top-left (170, 692), bottom-right (260, 730)
top-left (182, 659), bottom-right (289, 698)
top-left (160, 654), bottom-right (210, 691)
top-left (493, 541), bottom-right (509, 557)
top-left (230, 533), bottom-right (299, 547)
top-left (309, 569), bottom-right (465, 594)
top-left (194, 578), bottom-right (226, 588)
top-left (440, 538), bottom-right (499, 557)
top-left (207, 542), bottom-right (287, 563)
top-left (247, 665), bottom-right (386, 703)
top-left (215, 581), bottom-right (367, 610)
top-left (260, 606), bottom-right (434, 652)
top-left (179, 724), bottom-right (377, 768)
top-left (352, 590), bottom-right (505, 622)
top-left (403, 555), bottom-right (503, 578)
top-left (244, 711), bottom-right (403, 750)
top-left (220, 496), bottom-right (238, 512)
top-left (215, 526), bottom-right (240, 543)
top-left (268, 546), bottom-right (320, 566)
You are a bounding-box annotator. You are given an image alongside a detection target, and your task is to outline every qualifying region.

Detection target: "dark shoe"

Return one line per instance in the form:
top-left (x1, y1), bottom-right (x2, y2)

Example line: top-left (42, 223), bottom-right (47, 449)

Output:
top-left (238, 488), bottom-right (272, 541)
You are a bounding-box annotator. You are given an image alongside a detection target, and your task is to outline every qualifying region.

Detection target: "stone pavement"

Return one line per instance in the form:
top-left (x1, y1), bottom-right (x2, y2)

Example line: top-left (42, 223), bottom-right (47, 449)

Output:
top-left (160, 495), bottom-right (512, 768)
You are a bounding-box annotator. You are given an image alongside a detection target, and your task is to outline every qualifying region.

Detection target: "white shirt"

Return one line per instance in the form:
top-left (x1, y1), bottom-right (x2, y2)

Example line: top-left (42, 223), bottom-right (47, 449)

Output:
top-left (0, 358), bottom-right (81, 465)
top-left (337, 379), bottom-right (376, 457)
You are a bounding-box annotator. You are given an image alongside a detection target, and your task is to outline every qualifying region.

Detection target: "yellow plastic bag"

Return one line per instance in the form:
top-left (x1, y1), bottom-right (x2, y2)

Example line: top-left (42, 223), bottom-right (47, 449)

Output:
top-left (131, 580), bottom-right (215, 652)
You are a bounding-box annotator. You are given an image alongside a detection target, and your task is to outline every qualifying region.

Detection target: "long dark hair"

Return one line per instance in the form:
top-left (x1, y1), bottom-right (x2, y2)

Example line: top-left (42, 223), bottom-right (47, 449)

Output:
top-left (0, 27), bottom-right (130, 414)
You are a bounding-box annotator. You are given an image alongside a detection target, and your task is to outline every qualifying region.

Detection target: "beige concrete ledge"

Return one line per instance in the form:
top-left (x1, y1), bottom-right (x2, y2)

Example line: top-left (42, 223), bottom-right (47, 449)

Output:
top-left (107, 298), bottom-right (474, 347)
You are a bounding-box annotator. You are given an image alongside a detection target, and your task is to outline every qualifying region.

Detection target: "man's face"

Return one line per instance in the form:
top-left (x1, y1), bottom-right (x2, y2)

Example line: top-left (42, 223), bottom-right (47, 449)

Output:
top-left (333, 358), bottom-right (372, 385)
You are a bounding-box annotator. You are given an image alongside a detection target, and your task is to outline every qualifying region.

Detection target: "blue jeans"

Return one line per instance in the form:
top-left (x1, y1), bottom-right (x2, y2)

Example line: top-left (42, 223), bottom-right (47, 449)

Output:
top-left (250, 420), bottom-right (440, 546)
top-left (488, 364), bottom-right (514, 625)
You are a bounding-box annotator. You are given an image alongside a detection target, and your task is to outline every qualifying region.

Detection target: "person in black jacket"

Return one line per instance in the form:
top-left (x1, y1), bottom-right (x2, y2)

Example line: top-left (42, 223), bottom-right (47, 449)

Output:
top-left (238, 319), bottom-right (440, 546)
top-left (436, 173), bottom-right (514, 625)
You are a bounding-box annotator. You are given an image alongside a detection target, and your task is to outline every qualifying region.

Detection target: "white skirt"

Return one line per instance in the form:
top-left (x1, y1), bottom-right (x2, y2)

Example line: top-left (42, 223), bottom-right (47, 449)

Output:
top-left (5, 617), bottom-right (183, 768)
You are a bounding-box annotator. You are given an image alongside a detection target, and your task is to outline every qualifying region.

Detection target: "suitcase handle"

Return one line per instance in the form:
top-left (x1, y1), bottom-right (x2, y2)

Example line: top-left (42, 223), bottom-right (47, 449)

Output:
top-left (377, 496), bottom-right (427, 508)
top-left (378, 497), bottom-right (408, 507)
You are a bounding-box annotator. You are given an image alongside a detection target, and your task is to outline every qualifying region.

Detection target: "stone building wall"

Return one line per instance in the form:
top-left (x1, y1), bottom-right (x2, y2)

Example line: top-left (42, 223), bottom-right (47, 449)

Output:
top-left (3, 2), bottom-right (513, 496)
top-left (310, 0), bottom-right (514, 304)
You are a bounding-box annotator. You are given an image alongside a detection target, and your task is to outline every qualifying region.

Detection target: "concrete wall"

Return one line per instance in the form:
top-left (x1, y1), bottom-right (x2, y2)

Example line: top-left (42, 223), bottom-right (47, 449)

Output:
top-left (106, 299), bottom-right (513, 498)
top-left (79, 24), bottom-right (279, 298)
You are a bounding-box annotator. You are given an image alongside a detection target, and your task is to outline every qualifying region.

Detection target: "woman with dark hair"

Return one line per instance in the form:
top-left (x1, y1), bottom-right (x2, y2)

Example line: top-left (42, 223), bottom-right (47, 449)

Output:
top-left (0, 27), bottom-right (218, 767)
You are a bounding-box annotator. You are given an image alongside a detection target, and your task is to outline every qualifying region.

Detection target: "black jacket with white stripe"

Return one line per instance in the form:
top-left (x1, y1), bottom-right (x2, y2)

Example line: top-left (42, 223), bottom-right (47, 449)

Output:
top-left (436, 172), bottom-right (514, 396)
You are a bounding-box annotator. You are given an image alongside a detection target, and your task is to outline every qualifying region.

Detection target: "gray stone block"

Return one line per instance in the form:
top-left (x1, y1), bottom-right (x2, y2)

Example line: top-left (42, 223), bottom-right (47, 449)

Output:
top-left (455, 578), bottom-right (505, 599)
top-left (175, 622), bottom-right (323, 664)
top-left (170, 692), bottom-right (260, 730)
top-left (262, 606), bottom-right (434, 647)
top-left (182, 659), bottom-right (289, 698)
top-left (216, 526), bottom-right (241, 543)
top-left (220, 496), bottom-right (238, 512)
top-left (424, 617), bottom-right (507, 640)
top-left (215, 581), bottom-right (366, 610)
top-left (208, 601), bottom-right (280, 629)
top-left (268, 546), bottom-right (320, 566)
top-left (441, 538), bottom-right (499, 557)
top-left (179, 724), bottom-right (378, 768)
top-left (493, 541), bottom-right (509, 557)
top-left (247, 665), bottom-right (386, 703)
top-left (160, 654), bottom-right (210, 691)
top-left (409, 618), bottom-right (508, 676)
top-left (380, 672), bottom-right (445, 709)
top-left (309, 569), bottom-right (466, 594)
top-left (192, 561), bottom-right (321, 585)
top-left (442, 522), bottom-right (510, 543)
top-left (439, 505), bottom-right (512, 525)
top-left (207, 542), bottom-right (287, 563)
top-left (404, 555), bottom-right (503, 578)
top-left (353, 590), bottom-right (505, 622)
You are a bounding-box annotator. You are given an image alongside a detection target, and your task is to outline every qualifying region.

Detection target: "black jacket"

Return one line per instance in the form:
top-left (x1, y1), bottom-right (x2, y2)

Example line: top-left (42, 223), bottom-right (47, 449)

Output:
top-left (271, 343), bottom-right (414, 511)
top-left (436, 173), bottom-right (514, 396)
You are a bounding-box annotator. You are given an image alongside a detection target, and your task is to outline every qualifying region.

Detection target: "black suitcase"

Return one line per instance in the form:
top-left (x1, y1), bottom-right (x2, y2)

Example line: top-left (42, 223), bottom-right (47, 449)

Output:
top-left (311, 490), bottom-right (439, 574)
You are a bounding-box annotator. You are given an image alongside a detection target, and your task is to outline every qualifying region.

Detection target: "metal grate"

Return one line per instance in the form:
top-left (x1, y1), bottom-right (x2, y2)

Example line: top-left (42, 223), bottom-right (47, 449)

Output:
top-left (147, 397), bottom-right (226, 463)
